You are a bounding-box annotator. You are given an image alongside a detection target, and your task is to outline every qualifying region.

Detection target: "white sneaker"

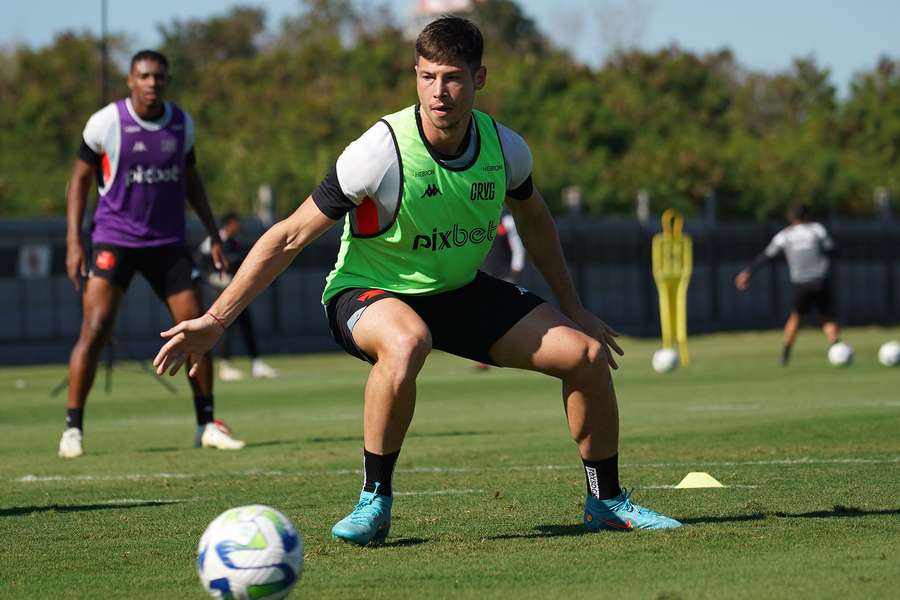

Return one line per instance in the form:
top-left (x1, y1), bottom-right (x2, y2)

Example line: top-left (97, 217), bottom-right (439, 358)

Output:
top-left (218, 360), bottom-right (244, 382)
top-left (195, 420), bottom-right (246, 450)
top-left (58, 427), bottom-right (84, 458)
top-left (251, 358), bottom-right (279, 379)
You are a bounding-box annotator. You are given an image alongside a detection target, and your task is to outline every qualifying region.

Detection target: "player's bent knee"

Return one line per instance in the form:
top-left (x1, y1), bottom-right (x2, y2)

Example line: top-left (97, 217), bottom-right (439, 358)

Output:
top-left (568, 338), bottom-right (610, 384)
top-left (379, 330), bottom-right (432, 367)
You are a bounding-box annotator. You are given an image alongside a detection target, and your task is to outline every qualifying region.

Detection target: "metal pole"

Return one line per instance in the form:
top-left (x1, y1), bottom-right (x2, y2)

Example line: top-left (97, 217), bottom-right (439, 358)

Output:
top-left (100, 0), bottom-right (109, 105)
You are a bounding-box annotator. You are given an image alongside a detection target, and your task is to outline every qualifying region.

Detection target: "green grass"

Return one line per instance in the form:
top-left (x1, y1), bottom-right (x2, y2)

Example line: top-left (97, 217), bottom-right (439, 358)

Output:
top-left (1, 327), bottom-right (899, 599)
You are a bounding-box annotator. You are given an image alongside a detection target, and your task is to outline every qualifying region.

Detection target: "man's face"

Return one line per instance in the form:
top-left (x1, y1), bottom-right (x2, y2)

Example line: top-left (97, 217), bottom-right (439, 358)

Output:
top-left (415, 56), bottom-right (485, 132)
top-left (127, 59), bottom-right (167, 108)
top-left (223, 219), bottom-right (241, 238)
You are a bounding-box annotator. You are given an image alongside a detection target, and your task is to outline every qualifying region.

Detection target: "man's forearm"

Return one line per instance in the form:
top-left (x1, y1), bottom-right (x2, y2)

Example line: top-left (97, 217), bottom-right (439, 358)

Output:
top-left (208, 222), bottom-right (300, 325)
top-left (512, 196), bottom-right (582, 315)
top-left (66, 178), bottom-right (89, 245)
top-left (208, 198), bottom-right (335, 326)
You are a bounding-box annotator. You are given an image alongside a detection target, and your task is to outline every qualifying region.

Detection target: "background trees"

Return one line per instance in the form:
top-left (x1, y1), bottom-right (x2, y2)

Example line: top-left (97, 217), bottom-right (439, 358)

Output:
top-left (1, 0), bottom-right (897, 219)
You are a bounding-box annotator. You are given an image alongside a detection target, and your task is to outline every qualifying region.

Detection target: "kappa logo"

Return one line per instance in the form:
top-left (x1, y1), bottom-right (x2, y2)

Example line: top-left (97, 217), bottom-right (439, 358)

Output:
top-left (421, 184), bottom-right (442, 198)
top-left (132, 141), bottom-right (148, 153)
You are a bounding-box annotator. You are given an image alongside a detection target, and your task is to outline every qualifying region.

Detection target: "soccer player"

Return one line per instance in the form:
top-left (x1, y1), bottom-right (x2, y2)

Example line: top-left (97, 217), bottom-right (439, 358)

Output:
top-left (154, 17), bottom-right (681, 542)
top-left (482, 208), bottom-right (526, 284)
top-left (735, 203), bottom-right (841, 365)
top-left (59, 50), bottom-right (245, 458)
top-left (197, 212), bottom-right (279, 381)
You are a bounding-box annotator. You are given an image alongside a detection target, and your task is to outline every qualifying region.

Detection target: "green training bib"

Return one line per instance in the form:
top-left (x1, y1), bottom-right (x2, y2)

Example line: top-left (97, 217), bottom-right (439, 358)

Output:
top-left (322, 106), bottom-right (507, 303)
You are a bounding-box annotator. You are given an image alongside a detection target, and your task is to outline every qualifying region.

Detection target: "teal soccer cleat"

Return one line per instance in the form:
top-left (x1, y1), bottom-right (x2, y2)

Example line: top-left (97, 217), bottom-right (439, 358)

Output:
top-left (331, 484), bottom-right (393, 546)
top-left (584, 489), bottom-right (682, 531)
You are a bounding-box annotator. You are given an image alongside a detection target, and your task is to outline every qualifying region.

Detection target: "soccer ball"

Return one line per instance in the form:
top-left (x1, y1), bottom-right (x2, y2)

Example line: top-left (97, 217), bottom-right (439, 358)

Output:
top-left (878, 341), bottom-right (900, 366)
top-left (198, 505), bottom-right (303, 600)
top-left (651, 348), bottom-right (679, 373)
top-left (827, 342), bottom-right (853, 367)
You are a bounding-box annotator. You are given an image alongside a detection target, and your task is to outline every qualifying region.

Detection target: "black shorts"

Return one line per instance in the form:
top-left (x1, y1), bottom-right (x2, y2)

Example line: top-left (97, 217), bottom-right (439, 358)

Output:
top-left (792, 279), bottom-right (833, 319)
top-left (325, 271), bottom-right (545, 365)
top-left (89, 243), bottom-right (195, 300)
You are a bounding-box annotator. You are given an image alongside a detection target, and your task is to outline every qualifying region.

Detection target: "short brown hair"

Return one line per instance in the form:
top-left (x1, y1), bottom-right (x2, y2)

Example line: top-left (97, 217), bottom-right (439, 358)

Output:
top-left (415, 16), bottom-right (483, 72)
top-left (787, 203), bottom-right (810, 222)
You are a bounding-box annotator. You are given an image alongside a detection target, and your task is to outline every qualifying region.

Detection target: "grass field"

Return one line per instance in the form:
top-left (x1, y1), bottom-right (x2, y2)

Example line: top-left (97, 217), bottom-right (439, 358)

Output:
top-left (1, 327), bottom-right (899, 599)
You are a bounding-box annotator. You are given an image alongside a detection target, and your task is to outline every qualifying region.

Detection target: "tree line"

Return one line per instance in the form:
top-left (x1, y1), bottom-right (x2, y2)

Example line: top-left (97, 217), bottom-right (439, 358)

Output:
top-left (1, 0), bottom-right (897, 220)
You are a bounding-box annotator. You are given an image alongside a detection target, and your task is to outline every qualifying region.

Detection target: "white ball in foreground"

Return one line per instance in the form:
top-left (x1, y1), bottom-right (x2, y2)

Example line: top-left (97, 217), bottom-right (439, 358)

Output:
top-left (652, 348), bottom-right (679, 373)
top-left (878, 340), bottom-right (900, 367)
top-left (198, 505), bottom-right (303, 600)
top-left (827, 342), bottom-right (853, 367)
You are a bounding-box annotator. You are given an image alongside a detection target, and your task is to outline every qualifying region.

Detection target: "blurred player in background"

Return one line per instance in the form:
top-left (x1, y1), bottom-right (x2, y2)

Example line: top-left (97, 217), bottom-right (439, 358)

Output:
top-left (735, 203), bottom-right (841, 365)
top-left (60, 50), bottom-right (245, 458)
top-left (154, 17), bottom-right (681, 545)
top-left (481, 209), bottom-right (525, 283)
top-left (198, 212), bottom-right (279, 381)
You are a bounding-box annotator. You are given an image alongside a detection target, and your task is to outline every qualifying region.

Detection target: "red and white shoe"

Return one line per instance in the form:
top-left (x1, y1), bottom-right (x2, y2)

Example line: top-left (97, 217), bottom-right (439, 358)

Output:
top-left (195, 419), bottom-right (245, 450)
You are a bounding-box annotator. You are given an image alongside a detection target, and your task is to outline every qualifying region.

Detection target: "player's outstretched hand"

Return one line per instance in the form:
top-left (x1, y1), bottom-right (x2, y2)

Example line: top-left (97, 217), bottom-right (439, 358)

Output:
top-left (734, 270), bottom-right (751, 291)
top-left (154, 314), bottom-right (224, 377)
top-left (569, 307), bottom-right (624, 370)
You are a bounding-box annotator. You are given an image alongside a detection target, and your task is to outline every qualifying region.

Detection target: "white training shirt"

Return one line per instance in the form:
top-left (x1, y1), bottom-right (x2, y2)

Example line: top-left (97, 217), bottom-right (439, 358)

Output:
top-left (80, 99), bottom-right (195, 195)
top-left (765, 222), bottom-right (835, 283)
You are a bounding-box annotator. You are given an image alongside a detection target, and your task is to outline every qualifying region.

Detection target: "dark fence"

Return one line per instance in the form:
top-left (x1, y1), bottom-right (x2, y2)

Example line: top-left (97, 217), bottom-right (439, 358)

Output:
top-left (1, 215), bottom-right (898, 365)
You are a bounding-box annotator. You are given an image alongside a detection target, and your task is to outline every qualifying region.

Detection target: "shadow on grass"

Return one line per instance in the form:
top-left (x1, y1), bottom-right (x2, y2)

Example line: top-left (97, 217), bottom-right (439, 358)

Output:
top-left (684, 505), bottom-right (900, 525)
top-left (485, 506), bottom-right (900, 538)
top-left (307, 430), bottom-right (494, 444)
top-left (1, 500), bottom-right (181, 517)
top-left (486, 524), bottom-right (587, 540)
top-left (378, 537), bottom-right (429, 548)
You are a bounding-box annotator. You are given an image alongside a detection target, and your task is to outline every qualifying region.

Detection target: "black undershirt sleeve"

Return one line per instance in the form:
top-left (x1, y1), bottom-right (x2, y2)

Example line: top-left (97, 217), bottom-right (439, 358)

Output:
top-left (507, 174), bottom-right (534, 201)
top-left (77, 140), bottom-right (101, 166)
top-left (312, 165), bottom-right (356, 220)
top-left (746, 252), bottom-right (774, 274)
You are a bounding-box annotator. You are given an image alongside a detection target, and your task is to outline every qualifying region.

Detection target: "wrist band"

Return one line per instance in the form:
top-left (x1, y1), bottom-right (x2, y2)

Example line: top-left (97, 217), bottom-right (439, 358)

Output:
top-left (207, 312), bottom-right (226, 330)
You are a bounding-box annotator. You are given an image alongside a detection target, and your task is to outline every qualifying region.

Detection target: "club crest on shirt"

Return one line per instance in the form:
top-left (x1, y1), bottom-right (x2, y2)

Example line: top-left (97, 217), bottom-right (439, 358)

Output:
top-left (95, 250), bottom-right (116, 271)
top-left (161, 138), bottom-right (178, 154)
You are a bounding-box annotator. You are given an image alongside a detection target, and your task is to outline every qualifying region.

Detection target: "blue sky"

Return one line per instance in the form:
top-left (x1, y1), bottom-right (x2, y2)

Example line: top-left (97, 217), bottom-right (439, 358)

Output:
top-left (4, 0), bottom-right (899, 95)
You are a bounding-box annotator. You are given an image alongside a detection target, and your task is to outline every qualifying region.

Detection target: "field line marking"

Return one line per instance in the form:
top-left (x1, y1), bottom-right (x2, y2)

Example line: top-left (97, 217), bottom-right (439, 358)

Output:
top-left (13, 456), bottom-right (899, 483)
top-left (95, 497), bottom-right (200, 505)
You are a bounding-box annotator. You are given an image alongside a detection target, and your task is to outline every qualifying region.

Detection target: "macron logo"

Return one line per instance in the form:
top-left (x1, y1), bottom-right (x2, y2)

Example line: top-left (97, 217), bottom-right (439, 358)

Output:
top-left (421, 184), bottom-right (442, 198)
top-left (132, 141), bottom-right (148, 153)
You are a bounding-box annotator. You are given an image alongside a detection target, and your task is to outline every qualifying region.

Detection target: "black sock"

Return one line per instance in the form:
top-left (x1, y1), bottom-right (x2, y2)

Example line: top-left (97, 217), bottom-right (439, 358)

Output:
top-left (66, 408), bottom-right (83, 431)
top-left (193, 396), bottom-right (214, 426)
top-left (582, 454), bottom-right (620, 500)
top-left (363, 448), bottom-right (400, 496)
top-left (781, 344), bottom-right (792, 366)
